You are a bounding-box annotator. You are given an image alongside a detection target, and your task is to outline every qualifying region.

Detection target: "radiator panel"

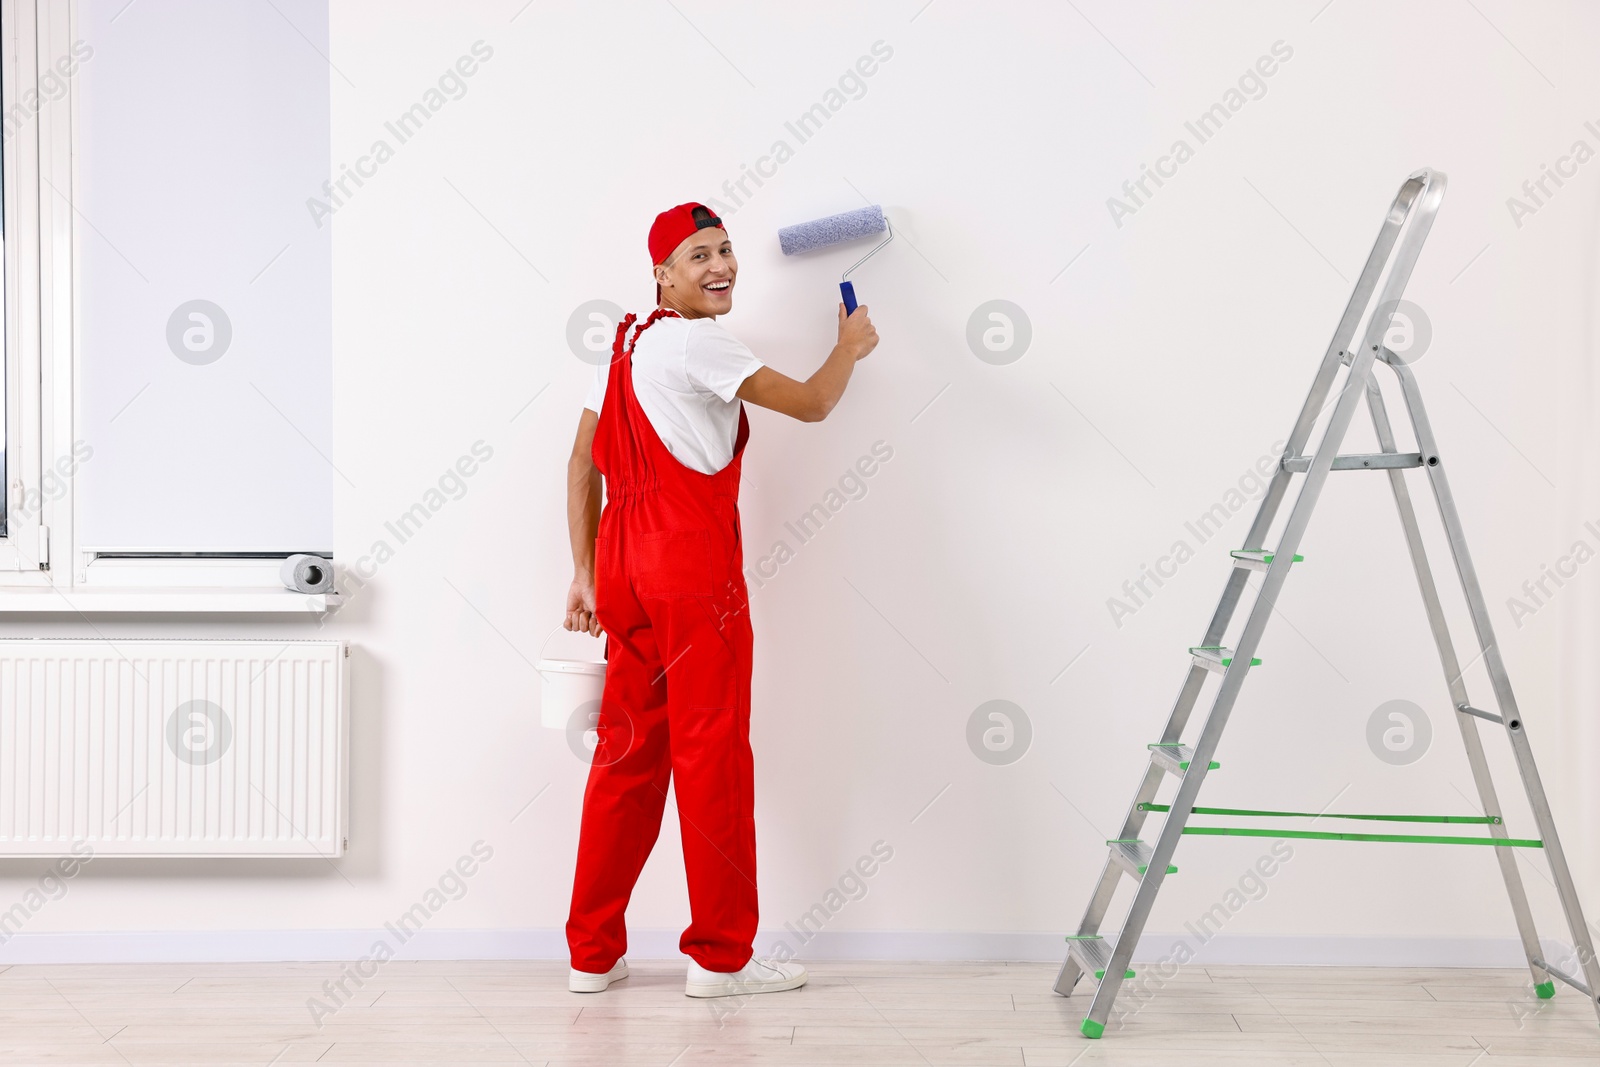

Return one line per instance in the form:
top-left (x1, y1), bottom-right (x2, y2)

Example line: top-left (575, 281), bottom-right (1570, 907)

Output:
top-left (0, 640), bottom-right (349, 857)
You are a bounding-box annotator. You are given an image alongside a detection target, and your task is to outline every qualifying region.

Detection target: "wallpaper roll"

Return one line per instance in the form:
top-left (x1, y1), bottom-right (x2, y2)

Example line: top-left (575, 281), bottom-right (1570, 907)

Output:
top-left (280, 553), bottom-right (334, 593)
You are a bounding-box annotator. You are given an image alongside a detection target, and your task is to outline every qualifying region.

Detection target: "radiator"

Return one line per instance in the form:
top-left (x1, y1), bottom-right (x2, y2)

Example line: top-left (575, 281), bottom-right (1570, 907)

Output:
top-left (0, 639), bottom-right (349, 858)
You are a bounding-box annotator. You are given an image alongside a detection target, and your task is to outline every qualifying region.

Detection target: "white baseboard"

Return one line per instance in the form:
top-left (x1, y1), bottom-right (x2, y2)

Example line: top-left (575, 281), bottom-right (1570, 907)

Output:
top-left (0, 929), bottom-right (1572, 966)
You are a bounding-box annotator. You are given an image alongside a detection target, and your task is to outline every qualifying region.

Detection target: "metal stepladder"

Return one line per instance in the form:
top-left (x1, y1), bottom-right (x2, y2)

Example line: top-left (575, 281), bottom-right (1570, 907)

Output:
top-left (1055, 168), bottom-right (1600, 1039)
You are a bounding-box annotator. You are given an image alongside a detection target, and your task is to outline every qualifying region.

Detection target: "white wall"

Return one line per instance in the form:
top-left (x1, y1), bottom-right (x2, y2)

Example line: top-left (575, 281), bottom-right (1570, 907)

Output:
top-left (3, 0), bottom-right (1599, 966)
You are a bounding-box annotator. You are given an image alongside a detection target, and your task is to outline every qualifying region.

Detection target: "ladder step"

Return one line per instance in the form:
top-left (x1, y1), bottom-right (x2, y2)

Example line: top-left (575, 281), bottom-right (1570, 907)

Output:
top-left (1282, 452), bottom-right (1424, 473)
top-left (1189, 646), bottom-right (1261, 673)
top-left (1107, 839), bottom-right (1177, 878)
top-left (1230, 548), bottom-right (1303, 572)
top-left (1148, 743), bottom-right (1219, 775)
top-left (1064, 934), bottom-right (1135, 981)
top-left (1456, 703), bottom-right (1504, 725)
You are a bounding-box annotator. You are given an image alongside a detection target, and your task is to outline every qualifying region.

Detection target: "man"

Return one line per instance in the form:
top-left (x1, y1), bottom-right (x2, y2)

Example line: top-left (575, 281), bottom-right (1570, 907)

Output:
top-left (563, 202), bottom-right (879, 998)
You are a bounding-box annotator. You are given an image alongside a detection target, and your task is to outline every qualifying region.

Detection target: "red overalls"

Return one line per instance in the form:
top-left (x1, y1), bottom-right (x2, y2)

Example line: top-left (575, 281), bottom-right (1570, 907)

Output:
top-left (566, 307), bottom-right (758, 974)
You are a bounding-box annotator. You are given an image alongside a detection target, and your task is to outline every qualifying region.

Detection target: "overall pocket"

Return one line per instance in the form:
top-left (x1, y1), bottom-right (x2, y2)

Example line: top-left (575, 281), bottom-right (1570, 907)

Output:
top-left (634, 529), bottom-right (714, 598)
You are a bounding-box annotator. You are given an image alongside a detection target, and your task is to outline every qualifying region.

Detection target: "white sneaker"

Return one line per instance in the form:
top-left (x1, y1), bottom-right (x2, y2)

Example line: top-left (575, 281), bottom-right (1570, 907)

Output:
top-left (568, 958), bottom-right (628, 993)
top-left (685, 956), bottom-right (808, 998)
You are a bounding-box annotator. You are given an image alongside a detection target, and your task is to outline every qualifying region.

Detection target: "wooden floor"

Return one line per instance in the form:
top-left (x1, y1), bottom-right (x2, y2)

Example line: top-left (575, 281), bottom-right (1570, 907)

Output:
top-left (0, 959), bottom-right (1596, 1065)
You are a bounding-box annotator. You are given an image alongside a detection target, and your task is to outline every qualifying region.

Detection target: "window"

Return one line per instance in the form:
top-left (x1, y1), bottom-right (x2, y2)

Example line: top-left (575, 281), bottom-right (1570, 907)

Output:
top-left (0, 0), bottom-right (335, 612)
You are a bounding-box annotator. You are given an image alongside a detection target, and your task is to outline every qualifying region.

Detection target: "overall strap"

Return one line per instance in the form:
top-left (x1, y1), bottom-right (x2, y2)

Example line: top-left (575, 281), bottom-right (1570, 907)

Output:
top-left (608, 312), bottom-right (638, 366)
top-left (594, 307), bottom-right (685, 495)
top-left (624, 306), bottom-right (682, 353)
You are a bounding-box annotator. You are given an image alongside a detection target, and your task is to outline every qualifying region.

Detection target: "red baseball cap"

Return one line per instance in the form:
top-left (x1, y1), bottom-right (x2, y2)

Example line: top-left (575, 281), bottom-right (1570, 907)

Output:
top-left (649, 202), bottom-right (726, 303)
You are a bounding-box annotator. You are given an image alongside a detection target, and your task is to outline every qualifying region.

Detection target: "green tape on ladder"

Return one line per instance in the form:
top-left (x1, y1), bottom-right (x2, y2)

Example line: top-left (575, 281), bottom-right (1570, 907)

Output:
top-left (1095, 968), bottom-right (1136, 980)
top-left (1147, 743), bottom-right (1220, 771)
top-left (1230, 549), bottom-right (1304, 564)
top-left (1138, 803), bottom-right (1501, 824)
top-left (1190, 646), bottom-right (1262, 667)
top-left (1109, 840), bottom-right (1178, 874)
top-left (1181, 826), bottom-right (1543, 847)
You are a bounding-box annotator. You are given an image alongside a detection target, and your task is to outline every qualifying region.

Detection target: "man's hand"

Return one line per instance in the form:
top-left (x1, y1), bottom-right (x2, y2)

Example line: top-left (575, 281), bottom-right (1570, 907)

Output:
top-left (838, 302), bottom-right (879, 360)
top-left (565, 574), bottom-right (602, 637)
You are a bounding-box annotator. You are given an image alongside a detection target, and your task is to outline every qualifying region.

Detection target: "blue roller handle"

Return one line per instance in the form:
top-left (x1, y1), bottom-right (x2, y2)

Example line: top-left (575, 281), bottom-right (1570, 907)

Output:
top-left (840, 280), bottom-right (858, 315)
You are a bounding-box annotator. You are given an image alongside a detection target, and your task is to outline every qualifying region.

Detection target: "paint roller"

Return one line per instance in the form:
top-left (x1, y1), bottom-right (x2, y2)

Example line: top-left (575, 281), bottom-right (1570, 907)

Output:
top-left (777, 204), bottom-right (893, 315)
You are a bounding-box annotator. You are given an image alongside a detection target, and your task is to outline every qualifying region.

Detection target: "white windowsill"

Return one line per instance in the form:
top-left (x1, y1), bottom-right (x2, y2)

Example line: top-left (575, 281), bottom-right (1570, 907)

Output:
top-left (0, 587), bottom-right (341, 614)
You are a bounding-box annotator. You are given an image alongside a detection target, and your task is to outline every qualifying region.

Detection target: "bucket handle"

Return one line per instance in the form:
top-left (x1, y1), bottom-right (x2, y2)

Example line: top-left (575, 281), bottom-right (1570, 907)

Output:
top-left (538, 620), bottom-right (605, 663)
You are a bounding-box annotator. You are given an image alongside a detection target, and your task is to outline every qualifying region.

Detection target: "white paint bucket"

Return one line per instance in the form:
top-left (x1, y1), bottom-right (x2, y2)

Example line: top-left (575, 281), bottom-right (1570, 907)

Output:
top-left (537, 629), bottom-right (606, 729)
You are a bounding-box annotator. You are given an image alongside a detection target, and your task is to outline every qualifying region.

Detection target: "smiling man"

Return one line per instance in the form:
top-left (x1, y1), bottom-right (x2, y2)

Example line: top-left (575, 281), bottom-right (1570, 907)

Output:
top-left (562, 202), bottom-right (879, 999)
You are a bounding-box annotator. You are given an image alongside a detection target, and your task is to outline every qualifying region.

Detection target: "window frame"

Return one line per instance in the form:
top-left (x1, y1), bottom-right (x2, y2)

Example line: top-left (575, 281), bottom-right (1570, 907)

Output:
top-left (0, 0), bottom-right (333, 613)
top-left (0, 0), bottom-right (50, 582)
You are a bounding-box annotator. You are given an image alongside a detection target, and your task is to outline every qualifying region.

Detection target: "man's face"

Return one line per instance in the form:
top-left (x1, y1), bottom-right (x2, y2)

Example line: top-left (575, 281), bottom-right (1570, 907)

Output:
top-left (656, 227), bottom-right (735, 316)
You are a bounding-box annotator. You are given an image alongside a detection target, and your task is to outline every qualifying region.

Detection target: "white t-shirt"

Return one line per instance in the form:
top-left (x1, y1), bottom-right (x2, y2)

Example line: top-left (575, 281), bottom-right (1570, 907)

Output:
top-left (584, 315), bottom-right (764, 475)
